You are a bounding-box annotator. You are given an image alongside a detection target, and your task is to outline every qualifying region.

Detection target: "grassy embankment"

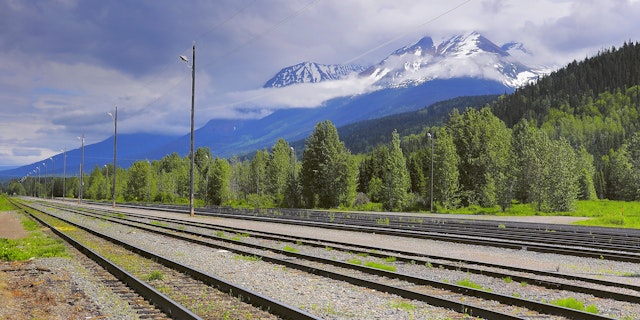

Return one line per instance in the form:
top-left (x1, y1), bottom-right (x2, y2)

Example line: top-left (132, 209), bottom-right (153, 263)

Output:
top-left (439, 200), bottom-right (640, 229)
top-left (0, 196), bottom-right (68, 261)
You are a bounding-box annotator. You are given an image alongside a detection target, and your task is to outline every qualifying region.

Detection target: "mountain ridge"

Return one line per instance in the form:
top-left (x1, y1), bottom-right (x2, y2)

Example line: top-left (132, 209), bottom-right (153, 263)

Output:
top-left (263, 62), bottom-right (365, 88)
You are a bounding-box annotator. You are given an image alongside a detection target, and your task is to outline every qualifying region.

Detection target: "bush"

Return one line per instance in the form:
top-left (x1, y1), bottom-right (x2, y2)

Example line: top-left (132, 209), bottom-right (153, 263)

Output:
top-left (550, 297), bottom-right (598, 314)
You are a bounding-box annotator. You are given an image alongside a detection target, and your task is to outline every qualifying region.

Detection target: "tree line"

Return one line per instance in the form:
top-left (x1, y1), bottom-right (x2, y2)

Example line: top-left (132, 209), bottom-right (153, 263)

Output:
top-left (11, 98), bottom-right (639, 213)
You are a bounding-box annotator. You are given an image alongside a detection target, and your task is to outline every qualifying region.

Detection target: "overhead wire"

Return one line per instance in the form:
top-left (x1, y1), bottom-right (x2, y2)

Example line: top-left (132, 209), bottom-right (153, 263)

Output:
top-left (128, 0), bottom-right (319, 125)
top-left (216, 0), bottom-right (475, 108)
top-left (124, 1), bottom-right (260, 111)
top-left (344, 0), bottom-right (473, 64)
top-left (74, 0), bottom-right (474, 164)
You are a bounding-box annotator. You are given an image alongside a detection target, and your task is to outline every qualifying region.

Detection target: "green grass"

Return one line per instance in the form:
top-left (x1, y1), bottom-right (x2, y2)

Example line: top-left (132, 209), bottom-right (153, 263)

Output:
top-left (0, 196), bottom-right (16, 211)
top-left (231, 233), bottom-right (250, 242)
top-left (437, 199), bottom-right (640, 229)
top-left (390, 300), bottom-right (417, 311)
top-left (149, 220), bottom-right (168, 227)
top-left (0, 217), bottom-right (69, 261)
top-left (572, 200), bottom-right (640, 228)
top-left (144, 270), bottom-right (164, 281)
top-left (457, 278), bottom-right (491, 292)
top-left (364, 261), bottom-right (396, 272)
top-left (550, 297), bottom-right (598, 314)
top-left (282, 245), bottom-right (298, 253)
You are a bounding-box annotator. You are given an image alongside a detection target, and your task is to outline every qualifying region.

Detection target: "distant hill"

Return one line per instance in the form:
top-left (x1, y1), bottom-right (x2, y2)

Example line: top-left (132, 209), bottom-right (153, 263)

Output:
top-left (0, 133), bottom-right (177, 179)
top-left (147, 78), bottom-right (512, 160)
top-left (336, 95), bottom-right (500, 154)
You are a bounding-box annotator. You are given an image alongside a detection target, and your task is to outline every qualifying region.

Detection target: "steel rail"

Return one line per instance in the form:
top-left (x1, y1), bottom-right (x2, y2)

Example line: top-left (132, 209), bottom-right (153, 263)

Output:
top-left (17, 199), bottom-right (320, 320)
top-left (10, 199), bottom-right (201, 320)
top-left (44, 201), bottom-right (640, 301)
top-left (97, 206), bottom-right (640, 303)
top-left (107, 201), bottom-right (640, 262)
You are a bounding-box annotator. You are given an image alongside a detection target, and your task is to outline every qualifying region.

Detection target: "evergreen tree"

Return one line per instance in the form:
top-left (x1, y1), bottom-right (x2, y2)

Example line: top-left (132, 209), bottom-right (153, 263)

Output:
top-left (125, 160), bottom-right (155, 202)
top-left (406, 151), bottom-right (427, 198)
top-left (267, 138), bottom-right (294, 204)
top-left (381, 130), bottom-right (410, 211)
top-left (301, 120), bottom-right (357, 208)
top-left (603, 145), bottom-right (638, 201)
top-left (250, 150), bottom-right (268, 196)
top-left (195, 147), bottom-right (212, 202)
top-left (447, 107), bottom-right (512, 207)
top-left (545, 138), bottom-right (580, 211)
top-left (432, 128), bottom-right (460, 210)
top-left (575, 146), bottom-right (598, 200)
top-left (209, 158), bottom-right (232, 205)
top-left (511, 119), bottom-right (540, 204)
top-left (86, 165), bottom-right (107, 200)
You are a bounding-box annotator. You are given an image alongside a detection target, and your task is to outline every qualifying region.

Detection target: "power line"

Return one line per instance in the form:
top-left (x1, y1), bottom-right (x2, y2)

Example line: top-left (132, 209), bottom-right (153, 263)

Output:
top-left (130, 0), bottom-right (318, 122)
top-left (204, 0), bottom-right (474, 109)
top-left (344, 0), bottom-right (473, 64)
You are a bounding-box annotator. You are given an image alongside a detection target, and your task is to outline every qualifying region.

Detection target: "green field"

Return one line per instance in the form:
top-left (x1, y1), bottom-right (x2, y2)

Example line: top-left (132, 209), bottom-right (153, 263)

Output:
top-left (439, 200), bottom-right (640, 229)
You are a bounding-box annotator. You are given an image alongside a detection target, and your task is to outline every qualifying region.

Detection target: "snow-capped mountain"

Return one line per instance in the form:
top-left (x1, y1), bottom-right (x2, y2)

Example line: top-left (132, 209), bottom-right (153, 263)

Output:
top-left (264, 62), bottom-right (365, 88)
top-left (361, 32), bottom-right (548, 88)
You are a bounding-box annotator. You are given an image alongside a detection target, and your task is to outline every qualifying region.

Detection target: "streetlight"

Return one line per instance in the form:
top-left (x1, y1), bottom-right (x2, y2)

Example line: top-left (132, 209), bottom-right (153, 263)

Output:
top-left (62, 149), bottom-right (66, 199)
top-left (34, 167), bottom-right (39, 197)
top-left (50, 157), bottom-right (54, 199)
top-left (427, 132), bottom-right (434, 213)
top-left (77, 134), bottom-right (84, 204)
top-left (108, 106), bottom-right (118, 208)
top-left (42, 162), bottom-right (47, 198)
top-left (179, 42), bottom-right (196, 217)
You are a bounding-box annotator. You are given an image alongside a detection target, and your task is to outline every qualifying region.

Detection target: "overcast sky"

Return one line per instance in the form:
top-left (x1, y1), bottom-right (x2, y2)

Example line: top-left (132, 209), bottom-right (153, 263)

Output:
top-left (2, 0), bottom-right (640, 168)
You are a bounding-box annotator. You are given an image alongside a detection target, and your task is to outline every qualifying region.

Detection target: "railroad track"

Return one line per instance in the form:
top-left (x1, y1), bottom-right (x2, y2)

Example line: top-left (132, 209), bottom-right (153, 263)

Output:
top-left (10, 198), bottom-right (318, 320)
top-left (109, 201), bottom-right (640, 263)
top-left (27, 199), bottom-right (640, 319)
top-left (62, 202), bottom-right (640, 304)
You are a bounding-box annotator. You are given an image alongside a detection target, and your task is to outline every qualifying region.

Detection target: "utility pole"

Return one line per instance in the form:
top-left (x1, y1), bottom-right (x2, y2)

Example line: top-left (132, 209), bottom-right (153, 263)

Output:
top-left (110, 106), bottom-right (118, 208)
top-left (78, 134), bottom-right (84, 204)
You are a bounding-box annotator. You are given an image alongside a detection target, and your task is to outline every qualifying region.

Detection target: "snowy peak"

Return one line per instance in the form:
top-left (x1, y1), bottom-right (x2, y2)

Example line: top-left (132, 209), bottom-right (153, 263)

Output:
top-left (501, 41), bottom-right (529, 55)
top-left (392, 36), bottom-right (436, 56)
top-left (363, 32), bottom-right (548, 88)
top-left (264, 62), bottom-right (365, 88)
top-left (436, 32), bottom-right (508, 57)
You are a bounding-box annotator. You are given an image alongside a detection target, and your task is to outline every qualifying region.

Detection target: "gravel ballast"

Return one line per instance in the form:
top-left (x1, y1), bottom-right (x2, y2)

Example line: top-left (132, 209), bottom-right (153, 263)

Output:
top-left (36, 202), bottom-right (640, 319)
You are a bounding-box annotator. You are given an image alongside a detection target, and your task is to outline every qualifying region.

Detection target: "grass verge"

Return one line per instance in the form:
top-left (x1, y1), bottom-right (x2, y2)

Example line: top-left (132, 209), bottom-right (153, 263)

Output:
top-left (0, 200), bottom-right (69, 261)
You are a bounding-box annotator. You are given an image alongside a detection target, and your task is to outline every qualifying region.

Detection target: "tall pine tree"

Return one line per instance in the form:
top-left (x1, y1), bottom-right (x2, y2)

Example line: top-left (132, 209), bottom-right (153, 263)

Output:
top-left (301, 121), bottom-right (357, 208)
top-left (382, 130), bottom-right (410, 211)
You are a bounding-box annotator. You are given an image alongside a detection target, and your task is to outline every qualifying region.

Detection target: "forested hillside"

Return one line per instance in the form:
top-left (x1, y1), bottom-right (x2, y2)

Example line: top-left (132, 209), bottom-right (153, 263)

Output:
top-left (338, 95), bottom-right (499, 154)
top-left (493, 42), bottom-right (640, 126)
top-left (491, 41), bottom-right (640, 200)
